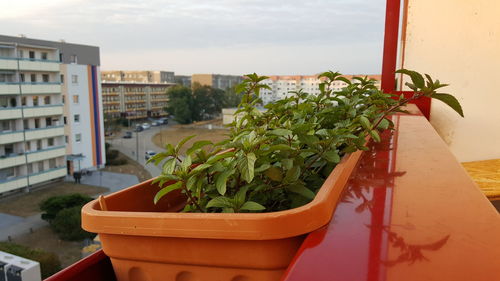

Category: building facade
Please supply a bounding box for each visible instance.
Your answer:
[102,82,173,122]
[191,74,244,90]
[174,75,191,87]
[101,70,175,84]
[260,74,381,105]
[0,35,105,195]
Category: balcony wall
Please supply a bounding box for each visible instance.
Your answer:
[25,126,64,141]
[0,83,61,95]
[0,131,24,145]
[26,146,65,163]
[0,176,28,193]
[29,167,66,185]
[0,154,25,169]
[23,105,63,118]
[0,108,22,120]
[0,57,60,72]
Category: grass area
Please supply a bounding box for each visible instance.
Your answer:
[9,226,84,268]
[103,151,152,182]
[152,127,229,155]
[0,182,108,217]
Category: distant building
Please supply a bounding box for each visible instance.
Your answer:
[174,75,191,87]
[192,74,244,90]
[260,74,381,105]
[101,70,175,83]
[101,82,174,122]
[0,34,105,195]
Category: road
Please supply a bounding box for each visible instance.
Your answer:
[107,122,176,177]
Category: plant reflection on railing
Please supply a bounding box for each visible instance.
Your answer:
[342,129,450,267]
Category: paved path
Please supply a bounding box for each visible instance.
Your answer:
[0,172,139,241]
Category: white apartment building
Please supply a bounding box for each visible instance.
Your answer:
[0,35,105,195]
[260,75,382,105]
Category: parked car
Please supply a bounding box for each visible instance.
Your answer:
[145,150,157,160]
[135,125,144,132]
[159,118,169,125]
[123,131,133,139]
[151,121,160,126]
[142,123,151,130]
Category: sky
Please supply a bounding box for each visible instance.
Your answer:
[1,0,387,75]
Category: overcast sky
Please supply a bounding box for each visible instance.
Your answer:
[1,0,386,75]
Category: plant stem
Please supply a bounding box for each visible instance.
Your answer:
[184,185,204,212]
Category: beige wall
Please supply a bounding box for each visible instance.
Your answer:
[192,74,213,87]
[401,0,500,162]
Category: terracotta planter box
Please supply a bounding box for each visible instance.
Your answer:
[81,150,364,281]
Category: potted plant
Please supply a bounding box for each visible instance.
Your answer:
[82,69,463,281]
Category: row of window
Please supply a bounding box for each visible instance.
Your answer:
[0,158,60,180]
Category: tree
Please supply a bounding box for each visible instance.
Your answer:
[166,85,194,124]
[222,86,242,108]
[192,83,225,121]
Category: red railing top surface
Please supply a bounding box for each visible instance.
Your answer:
[282,108,500,281]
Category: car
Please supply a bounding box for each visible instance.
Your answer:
[145,150,157,160]
[142,123,151,130]
[151,121,160,126]
[123,131,133,139]
[159,118,169,125]
[135,125,143,132]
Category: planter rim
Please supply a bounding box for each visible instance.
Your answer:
[82,150,363,240]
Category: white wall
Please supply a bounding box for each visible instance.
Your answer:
[401,0,500,162]
[66,64,95,170]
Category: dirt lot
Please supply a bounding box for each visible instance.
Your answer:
[0,182,108,217]
[152,120,229,155]
[102,151,152,182]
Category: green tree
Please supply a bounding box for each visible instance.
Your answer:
[192,83,225,121]
[222,86,242,108]
[166,85,194,124]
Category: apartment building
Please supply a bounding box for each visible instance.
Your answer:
[102,82,173,121]
[260,74,381,105]
[191,74,244,90]
[0,35,105,195]
[174,75,191,87]
[101,70,175,83]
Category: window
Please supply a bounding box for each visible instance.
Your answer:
[48,138,54,146]
[45,117,52,127]
[23,120,29,130]
[62,95,65,104]
[27,163,33,174]
[44,96,50,105]
[29,51,35,60]
[4,144,14,156]
[70,54,77,63]
[1,121,11,132]
[0,167,15,179]
[18,50,24,58]
[30,74,36,83]
[33,96,39,106]
[63,116,67,125]
[65,135,69,144]
[20,73,25,82]
[74,114,80,123]
[60,74,64,84]
[49,158,56,169]
[42,74,49,83]
[36,140,42,150]
[71,75,78,84]
[38,161,44,172]
[25,141,31,152]
[72,95,79,104]
[41,52,47,60]
[59,53,63,62]
[75,133,81,143]
[34,118,40,129]
[21,97,26,106]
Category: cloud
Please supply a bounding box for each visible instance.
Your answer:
[0,0,386,74]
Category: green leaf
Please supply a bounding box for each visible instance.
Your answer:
[359,116,371,129]
[369,130,381,142]
[206,151,235,164]
[377,118,390,130]
[180,155,192,172]
[206,197,234,209]
[190,163,212,174]
[175,135,196,153]
[162,158,176,174]
[255,163,271,173]
[268,144,293,152]
[432,93,464,117]
[299,135,319,145]
[215,169,233,195]
[285,166,301,183]
[288,184,315,200]
[240,201,266,211]
[235,186,249,206]
[396,69,425,89]
[265,166,283,181]
[281,158,293,170]
[323,150,340,163]
[270,129,293,136]
[186,140,213,156]
[240,152,257,183]
[154,181,182,204]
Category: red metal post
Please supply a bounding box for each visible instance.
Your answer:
[381,0,402,93]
